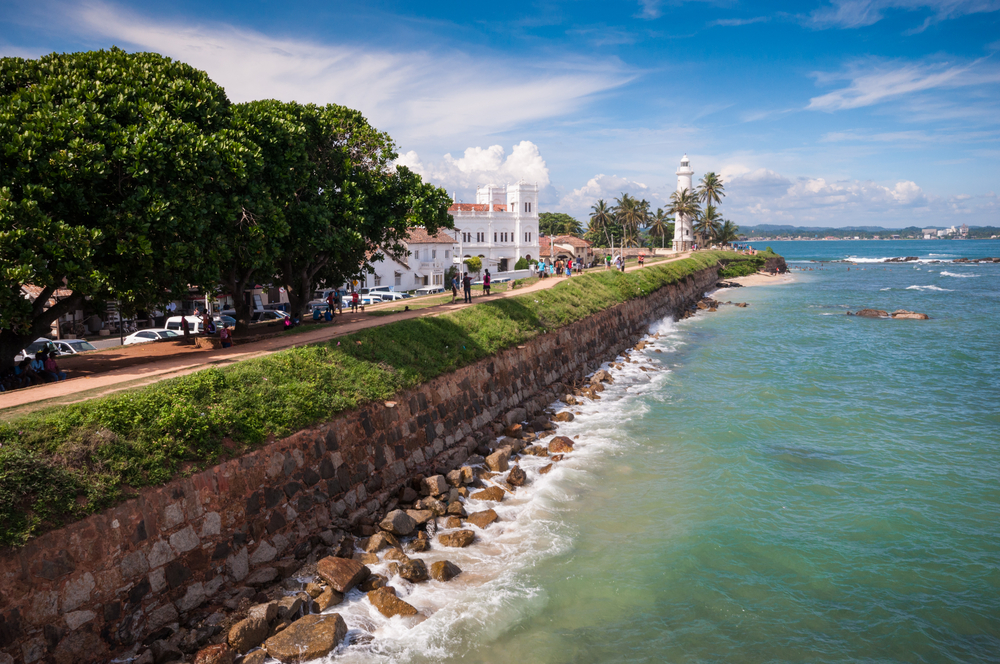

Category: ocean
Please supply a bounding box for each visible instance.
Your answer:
[312,240,1000,664]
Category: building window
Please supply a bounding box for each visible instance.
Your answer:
[433,274,443,285]
[374,275,381,287]
[445,250,450,259]
[494,232,497,242]
[432,249,437,259]
[394,272,402,286]
[524,202,532,213]
[414,249,420,260]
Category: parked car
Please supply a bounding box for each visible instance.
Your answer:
[14,338,54,363]
[375,292,408,301]
[414,286,445,295]
[164,315,214,334]
[252,310,289,323]
[47,339,99,356]
[215,315,237,328]
[123,329,179,345]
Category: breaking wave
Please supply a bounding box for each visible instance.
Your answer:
[906,285,952,292]
[940,271,979,278]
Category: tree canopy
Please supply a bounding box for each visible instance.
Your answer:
[538,212,584,237]
[0,49,451,368]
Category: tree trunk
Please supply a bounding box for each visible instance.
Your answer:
[222,267,255,337]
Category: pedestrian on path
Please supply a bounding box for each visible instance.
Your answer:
[483,269,491,295]
[351,291,359,313]
[451,273,459,303]
[638,253,645,268]
[462,272,472,303]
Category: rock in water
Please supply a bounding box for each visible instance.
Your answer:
[430,560,462,582]
[553,411,575,422]
[486,448,511,472]
[398,559,429,582]
[380,510,417,537]
[263,614,347,662]
[193,644,233,664]
[548,436,575,454]
[853,308,889,318]
[310,587,343,612]
[439,530,476,547]
[470,486,505,502]
[422,475,449,496]
[367,587,419,618]
[359,574,387,592]
[227,616,268,653]
[507,465,527,486]
[466,509,498,529]
[364,531,400,552]
[316,557,370,593]
[891,309,930,319]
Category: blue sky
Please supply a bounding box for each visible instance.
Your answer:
[2,0,999,228]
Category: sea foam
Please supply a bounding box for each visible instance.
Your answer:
[940,271,979,278]
[906,285,952,292]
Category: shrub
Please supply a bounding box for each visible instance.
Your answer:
[514,256,529,270]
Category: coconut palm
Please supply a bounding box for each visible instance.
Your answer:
[588,199,614,247]
[667,189,700,247]
[695,204,722,246]
[697,172,725,207]
[715,219,740,246]
[648,208,672,248]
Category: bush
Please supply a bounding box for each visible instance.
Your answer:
[514,257,529,270]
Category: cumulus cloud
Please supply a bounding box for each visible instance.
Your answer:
[37,1,629,143]
[558,174,661,216]
[397,141,550,199]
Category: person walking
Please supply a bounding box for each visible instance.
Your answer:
[483,269,491,295]
[451,273,460,303]
[638,253,645,268]
[462,272,472,303]
[326,291,336,317]
[351,290,360,313]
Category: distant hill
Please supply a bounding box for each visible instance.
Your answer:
[740,224,999,240]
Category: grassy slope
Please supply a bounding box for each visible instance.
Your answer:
[0,250,762,546]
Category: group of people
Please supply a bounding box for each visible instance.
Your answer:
[536,258,582,278]
[451,270,492,303]
[0,348,67,392]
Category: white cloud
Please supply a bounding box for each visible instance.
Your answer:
[51,1,629,143]
[709,17,771,27]
[558,174,661,216]
[806,58,998,111]
[398,141,550,199]
[809,0,1000,29]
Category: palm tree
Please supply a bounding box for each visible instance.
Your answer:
[697,172,725,207]
[648,208,672,248]
[715,219,740,246]
[695,204,722,246]
[667,189,700,248]
[588,199,614,247]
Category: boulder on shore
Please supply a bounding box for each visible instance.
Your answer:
[891,309,930,319]
[466,509,498,529]
[263,614,347,663]
[439,530,476,548]
[316,556,370,593]
[470,486,505,502]
[398,559,429,582]
[380,510,417,537]
[367,587,419,618]
[431,560,462,582]
[849,309,889,318]
[553,412,575,422]
[507,465,527,486]
[227,616,268,653]
[548,436,575,454]
[486,448,511,472]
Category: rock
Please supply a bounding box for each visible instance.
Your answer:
[150,640,183,664]
[398,559,429,582]
[551,454,565,462]
[415,497,447,515]
[460,466,476,484]
[466,509,498,529]
[591,369,613,384]
[367,587,419,618]
[504,423,523,438]
[276,593,308,620]
[553,411,575,422]
[405,509,435,525]
[242,652,267,664]
[852,308,889,318]
[245,567,279,587]
[305,582,325,598]
[316,556,370,593]
[263,613,347,662]
[359,574,387,592]
[354,552,379,565]
[399,486,418,503]
[470,486,505,502]
[447,500,467,517]
[485,448,511,472]
[227,616,269,653]
[444,515,463,529]
[539,463,553,475]
[891,309,930,319]
[548,436,575,454]
[383,547,410,562]
[380,510,417,537]
[531,416,554,431]
[564,394,579,405]
[634,340,647,351]
[422,475,449,496]
[734,302,748,308]
[522,445,549,457]
[193,644,233,664]
[365,531,400,552]
[507,465,527,486]
[430,561,462,582]
[446,469,463,487]
[407,538,431,553]
[439,530,475,548]
[310,587,343,612]
[247,601,279,623]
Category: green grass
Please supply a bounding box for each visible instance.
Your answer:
[0,250,765,546]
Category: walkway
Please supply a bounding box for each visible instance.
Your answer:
[0,253,692,416]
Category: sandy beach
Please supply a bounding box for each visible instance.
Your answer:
[717,271,796,288]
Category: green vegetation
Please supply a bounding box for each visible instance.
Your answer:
[0,250,764,546]
[717,248,779,278]
[538,212,584,237]
[514,256,530,270]
[463,256,482,274]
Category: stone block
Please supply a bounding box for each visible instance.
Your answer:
[61,572,94,612]
[64,609,95,630]
[422,475,448,496]
[316,557,370,593]
[263,614,347,662]
[249,540,277,566]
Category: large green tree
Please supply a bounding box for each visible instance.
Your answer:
[648,208,673,248]
[667,189,701,247]
[695,204,722,246]
[697,172,725,207]
[538,212,583,236]
[0,49,245,368]
[585,199,617,248]
[274,104,452,317]
[715,219,740,245]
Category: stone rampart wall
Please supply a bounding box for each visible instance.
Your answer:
[0,265,718,664]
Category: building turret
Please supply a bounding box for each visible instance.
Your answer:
[673,154,695,252]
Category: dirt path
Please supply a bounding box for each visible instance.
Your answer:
[0,252,692,416]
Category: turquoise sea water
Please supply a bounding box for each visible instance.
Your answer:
[324,240,1000,664]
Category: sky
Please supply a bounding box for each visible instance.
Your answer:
[2,0,999,228]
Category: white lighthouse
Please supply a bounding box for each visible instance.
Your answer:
[673,154,695,252]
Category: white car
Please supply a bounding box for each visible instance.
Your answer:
[123,329,179,345]
[414,286,445,296]
[165,315,213,334]
[375,292,408,302]
[252,310,289,323]
[47,338,98,356]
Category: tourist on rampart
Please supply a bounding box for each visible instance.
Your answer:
[462,272,472,303]
[451,274,459,303]
[484,269,491,295]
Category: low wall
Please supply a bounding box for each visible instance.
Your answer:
[0,265,720,664]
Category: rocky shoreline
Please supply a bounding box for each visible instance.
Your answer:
[123,343,676,664]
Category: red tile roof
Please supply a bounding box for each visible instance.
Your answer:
[551,235,592,248]
[448,203,507,212]
[406,227,459,244]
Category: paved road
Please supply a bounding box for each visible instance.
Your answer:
[1,253,693,414]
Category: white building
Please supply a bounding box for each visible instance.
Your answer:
[448,181,541,273]
[364,228,459,290]
[673,155,695,252]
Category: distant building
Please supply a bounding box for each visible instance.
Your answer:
[922,228,936,239]
[539,235,593,264]
[448,181,540,273]
[673,155,695,251]
[364,228,458,290]
[960,223,969,237]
